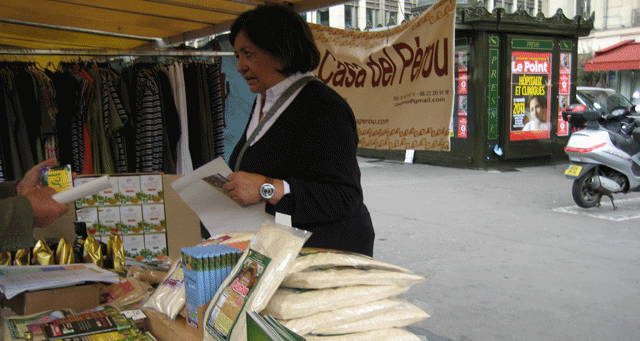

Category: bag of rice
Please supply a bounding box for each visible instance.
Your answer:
[203,223,310,341]
[289,248,412,274]
[305,328,422,341]
[283,268,425,289]
[142,259,185,319]
[312,301,429,335]
[281,299,403,335]
[263,285,408,320]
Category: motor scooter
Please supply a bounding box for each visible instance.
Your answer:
[563,105,640,209]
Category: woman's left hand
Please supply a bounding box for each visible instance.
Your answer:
[223,171,264,206]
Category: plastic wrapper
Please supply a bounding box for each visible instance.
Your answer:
[305,328,421,341]
[203,223,311,341]
[102,277,152,310]
[32,239,54,265]
[283,268,425,289]
[312,301,429,335]
[128,266,168,286]
[0,251,11,265]
[55,238,74,264]
[83,235,103,266]
[142,259,185,319]
[14,248,30,265]
[108,234,126,274]
[264,285,408,320]
[289,248,412,274]
[282,299,403,335]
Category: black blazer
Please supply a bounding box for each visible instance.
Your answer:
[229,80,374,256]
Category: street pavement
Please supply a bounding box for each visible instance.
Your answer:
[358,158,640,341]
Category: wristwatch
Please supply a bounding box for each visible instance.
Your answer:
[259,177,276,200]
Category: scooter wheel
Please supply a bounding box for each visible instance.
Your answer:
[572,174,601,208]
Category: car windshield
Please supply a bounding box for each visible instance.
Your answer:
[577,89,633,112]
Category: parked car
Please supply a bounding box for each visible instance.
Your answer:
[575,86,635,113]
[563,87,640,130]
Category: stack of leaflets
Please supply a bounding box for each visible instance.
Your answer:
[3,306,155,341]
[181,244,242,326]
[246,311,305,341]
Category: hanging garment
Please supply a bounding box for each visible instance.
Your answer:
[207,61,226,159]
[166,62,193,175]
[154,67,180,174]
[101,68,128,173]
[134,68,164,172]
[0,67,34,179]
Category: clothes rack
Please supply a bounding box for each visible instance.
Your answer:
[0,49,233,57]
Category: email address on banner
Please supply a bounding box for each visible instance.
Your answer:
[394,97,446,106]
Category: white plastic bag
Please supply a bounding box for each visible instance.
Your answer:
[281,299,402,335]
[283,268,425,289]
[202,223,310,341]
[312,301,429,335]
[142,259,185,319]
[263,285,408,320]
[305,328,422,341]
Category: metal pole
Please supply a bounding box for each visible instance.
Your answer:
[0,48,234,57]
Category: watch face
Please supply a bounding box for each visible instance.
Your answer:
[260,183,276,200]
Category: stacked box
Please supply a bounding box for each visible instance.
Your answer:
[74,173,168,263]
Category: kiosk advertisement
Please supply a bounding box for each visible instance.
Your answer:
[509,51,552,141]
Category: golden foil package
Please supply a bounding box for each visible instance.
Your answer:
[33,240,55,265]
[14,248,31,265]
[109,234,126,273]
[56,238,74,264]
[0,251,11,265]
[83,235,103,266]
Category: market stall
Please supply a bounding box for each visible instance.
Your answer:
[1,1,431,340]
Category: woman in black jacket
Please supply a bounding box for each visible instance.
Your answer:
[222,4,375,256]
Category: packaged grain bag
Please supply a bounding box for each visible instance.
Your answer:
[312,301,429,335]
[283,268,425,289]
[203,223,310,341]
[143,259,185,319]
[289,248,412,274]
[281,299,403,335]
[263,285,408,320]
[305,328,422,341]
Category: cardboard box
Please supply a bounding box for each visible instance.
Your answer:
[144,306,205,341]
[39,174,202,260]
[1,283,102,315]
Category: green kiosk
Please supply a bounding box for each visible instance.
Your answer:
[360,4,594,168]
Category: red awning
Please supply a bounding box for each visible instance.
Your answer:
[584,39,640,72]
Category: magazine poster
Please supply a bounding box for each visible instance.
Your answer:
[509,51,552,141]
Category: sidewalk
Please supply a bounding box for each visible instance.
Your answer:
[359,158,640,341]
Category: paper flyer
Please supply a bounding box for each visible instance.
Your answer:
[171,157,271,235]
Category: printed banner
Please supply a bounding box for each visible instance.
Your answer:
[311,0,455,150]
[557,52,572,136]
[509,51,552,141]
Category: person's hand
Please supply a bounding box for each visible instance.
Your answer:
[222,171,265,206]
[24,186,69,227]
[16,158,58,196]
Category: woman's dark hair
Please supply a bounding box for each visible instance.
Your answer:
[230,4,320,75]
[529,95,547,108]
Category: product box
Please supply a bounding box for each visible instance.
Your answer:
[140,174,164,204]
[117,176,141,205]
[74,177,99,208]
[1,283,102,315]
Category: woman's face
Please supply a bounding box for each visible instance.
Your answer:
[234,31,286,94]
[529,98,547,122]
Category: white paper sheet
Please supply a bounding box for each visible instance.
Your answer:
[0,263,119,299]
[52,175,112,204]
[171,157,271,235]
